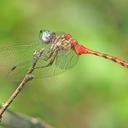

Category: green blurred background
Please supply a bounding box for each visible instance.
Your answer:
[0,0,128,128]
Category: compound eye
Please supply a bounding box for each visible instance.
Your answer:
[40,30,54,43]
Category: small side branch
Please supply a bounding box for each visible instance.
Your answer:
[1,110,53,128]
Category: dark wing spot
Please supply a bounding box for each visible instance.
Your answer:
[10,66,17,71]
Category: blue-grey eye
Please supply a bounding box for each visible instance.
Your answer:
[39,30,54,43]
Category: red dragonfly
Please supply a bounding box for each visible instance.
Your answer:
[37,30,128,68]
[0,30,127,81]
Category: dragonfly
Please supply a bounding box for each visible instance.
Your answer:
[0,30,128,81]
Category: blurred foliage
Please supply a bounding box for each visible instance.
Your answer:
[0,0,128,128]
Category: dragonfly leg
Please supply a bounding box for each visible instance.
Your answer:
[33,48,45,61]
[34,51,57,69]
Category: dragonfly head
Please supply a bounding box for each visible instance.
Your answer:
[40,30,55,43]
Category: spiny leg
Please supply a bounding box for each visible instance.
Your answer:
[87,49,128,68]
[34,51,57,69]
[32,48,54,63]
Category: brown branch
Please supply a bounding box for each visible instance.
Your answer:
[1,110,53,128]
[0,50,43,121]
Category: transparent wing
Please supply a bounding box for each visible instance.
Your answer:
[0,39,48,81]
[55,49,79,69]
[0,40,75,82]
[31,49,78,79]
[0,32,78,82]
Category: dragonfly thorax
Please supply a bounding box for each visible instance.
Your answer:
[51,35,72,51]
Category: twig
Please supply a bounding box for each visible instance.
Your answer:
[0,50,43,121]
[1,110,53,128]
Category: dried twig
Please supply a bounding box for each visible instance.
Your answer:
[0,50,44,121]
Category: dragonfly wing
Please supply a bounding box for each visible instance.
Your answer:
[55,49,79,70]
[0,39,49,81]
[0,37,78,81]
[30,49,78,78]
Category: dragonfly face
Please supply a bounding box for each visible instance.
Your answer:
[40,30,55,43]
